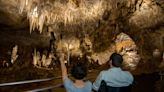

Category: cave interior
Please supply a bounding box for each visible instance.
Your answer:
[0,0,164,92]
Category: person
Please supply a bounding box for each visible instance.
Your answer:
[93,53,134,91]
[59,53,92,92]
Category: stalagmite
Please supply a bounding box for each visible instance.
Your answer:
[2,60,7,67]
[36,51,41,67]
[44,53,54,68]
[33,49,38,66]
[41,54,46,67]
[153,49,161,58]
[11,45,18,64]
[32,49,55,69]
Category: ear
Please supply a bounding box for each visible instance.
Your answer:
[109,60,112,66]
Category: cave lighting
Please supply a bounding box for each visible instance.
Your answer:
[115,33,140,70]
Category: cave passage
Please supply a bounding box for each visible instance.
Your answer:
[0,0,164,92]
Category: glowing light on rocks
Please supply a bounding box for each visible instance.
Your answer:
[115,33,140,70]
[18,0,107,33]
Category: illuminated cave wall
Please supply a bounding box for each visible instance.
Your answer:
[0,0,163,73]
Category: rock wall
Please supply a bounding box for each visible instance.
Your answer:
[0,0,163,73]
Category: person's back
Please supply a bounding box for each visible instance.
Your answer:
[100,67,133,87]
[59,53,92,92]
[64,78,92,92]
[93,53,133,91]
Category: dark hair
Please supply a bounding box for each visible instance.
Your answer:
[109,53,123,67]
[71,62,87,80]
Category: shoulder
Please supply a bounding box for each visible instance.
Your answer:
[64,78,73,86]
[63,78,75,90]
[99,70,107,75]
[125,71,133,76]
[124,71,134,79]
[86,80,92,85]
[100,69,112,75]
[98,69,111,76]
[85,81,93,90]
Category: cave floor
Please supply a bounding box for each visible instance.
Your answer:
[0,66,161,92]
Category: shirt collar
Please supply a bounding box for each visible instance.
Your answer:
[109,67,121,71]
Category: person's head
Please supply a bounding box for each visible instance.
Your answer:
[109,53,123,67]
[71,62,87,80]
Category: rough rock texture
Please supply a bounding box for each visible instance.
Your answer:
[0,0,164,73]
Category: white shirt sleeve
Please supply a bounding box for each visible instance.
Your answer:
[93,71,104,91]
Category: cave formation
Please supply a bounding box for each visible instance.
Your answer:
[0,0,164,92]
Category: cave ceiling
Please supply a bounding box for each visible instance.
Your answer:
[0,0,163,30]
[0,0,163,44]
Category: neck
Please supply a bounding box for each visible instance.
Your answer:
[110,64,114,68]
[75,79,84,83]
[74,79,85,88]
[110,65,120,68]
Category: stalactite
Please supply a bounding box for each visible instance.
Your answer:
[18,0,106,33]
[38,14,45,33]
[18,0,26,13]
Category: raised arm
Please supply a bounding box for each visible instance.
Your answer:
[59,53,68,81]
